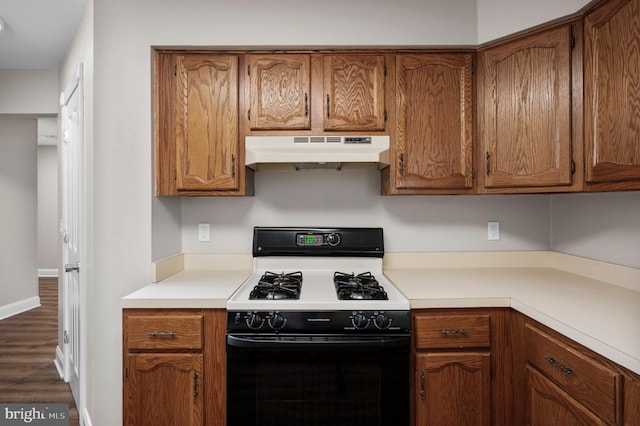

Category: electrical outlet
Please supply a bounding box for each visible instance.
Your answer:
[488,221,500,241]
[198,223,210,242]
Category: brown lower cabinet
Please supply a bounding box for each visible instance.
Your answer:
[122,308,639,426]
[511,311,640,426]
[123,309,226,426]
[412,309,640,426]
[412,309,509,426]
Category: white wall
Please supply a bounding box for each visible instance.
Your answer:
[0,116,39,315]
[181,172,550,254]
[37,145,59,273]
[0,70,59,115]
[476,0,591,43]
[551,192,640,269]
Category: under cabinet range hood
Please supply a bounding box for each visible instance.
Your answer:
[245,135,390,170]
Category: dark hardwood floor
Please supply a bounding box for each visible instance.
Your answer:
[0,277,79,425]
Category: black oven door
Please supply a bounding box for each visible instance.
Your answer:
[226,334,410,426]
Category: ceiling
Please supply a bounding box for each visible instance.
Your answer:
[0,0,87,69]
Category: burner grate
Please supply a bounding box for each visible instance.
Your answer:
[334,271,388,300]
[250,271,303,300]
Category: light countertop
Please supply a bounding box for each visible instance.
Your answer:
[121,269,252,309]
[385,266,640,375]
[122,251,640,374]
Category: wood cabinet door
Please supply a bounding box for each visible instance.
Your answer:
[248,54,311,130]
[479,25,573,189]
[525,366,606,425]
[323,54,386,131]
[175,54,239,191]
[415,352,491,426]
[584,0,640,186]
[395,53,473,190]
[125,354,203,426]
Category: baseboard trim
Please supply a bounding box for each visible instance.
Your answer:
[38,268,59,277]
[81,407,93,426]
[54,345,65,379]
[0,296,41,320]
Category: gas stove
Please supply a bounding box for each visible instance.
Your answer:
[226,227,410,334]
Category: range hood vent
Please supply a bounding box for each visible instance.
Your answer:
[245,135,390,171]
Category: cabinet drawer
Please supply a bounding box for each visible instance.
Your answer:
[414,314,490,349]
[126,314,203,351]
[524,323,622,424]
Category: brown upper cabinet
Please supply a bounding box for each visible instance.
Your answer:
[153,0,640,197]
[322,54,386,131]
[383,53,474,195]
[245,53,387,134]
[155,52,251,196]
[478,22,582,193]
[584,0,640,190]
[247,54,311,130]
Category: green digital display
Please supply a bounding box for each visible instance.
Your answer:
[298,234,324,246]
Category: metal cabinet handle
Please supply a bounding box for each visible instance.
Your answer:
[65,262,80,273]
[326,94,330,118]
[147,331,177,338]
[193,372,199,400]
[420,372,425,401]
[544,355,573,375]
[231,154,236,178]
[440,329,468,336]
[304,93,308,117]
[485,152,491,176]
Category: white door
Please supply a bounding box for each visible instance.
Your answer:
[60,63,84,406]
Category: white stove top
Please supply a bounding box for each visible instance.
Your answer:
[226,257,410,312]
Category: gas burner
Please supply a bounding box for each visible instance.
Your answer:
[334,271,388,300]
[249,271,303,300]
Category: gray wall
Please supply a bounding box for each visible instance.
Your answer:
[0,66,58,316]
[180,172,551,254]
[0,70,58,114]
[37,145,59,273]
[0,116,38,312]
[551,192,640,268]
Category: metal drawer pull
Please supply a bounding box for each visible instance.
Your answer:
[440,329,468,336]
[147,331,177,338]
[544,356,573,375]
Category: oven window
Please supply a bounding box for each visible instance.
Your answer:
[227,349,409,426]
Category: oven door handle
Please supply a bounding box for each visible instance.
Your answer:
[226,334,410,352]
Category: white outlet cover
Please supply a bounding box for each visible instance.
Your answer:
[488,221,500,241]
[198,223,210,242]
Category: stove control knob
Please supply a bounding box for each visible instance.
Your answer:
[352,313,370,330]
[246,312,264,330]
[374,313,391,330]
[268,312,286,330]
[326,233,341,246]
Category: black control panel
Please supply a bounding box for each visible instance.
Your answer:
[253,227,383,257]
[227,310,410,334]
